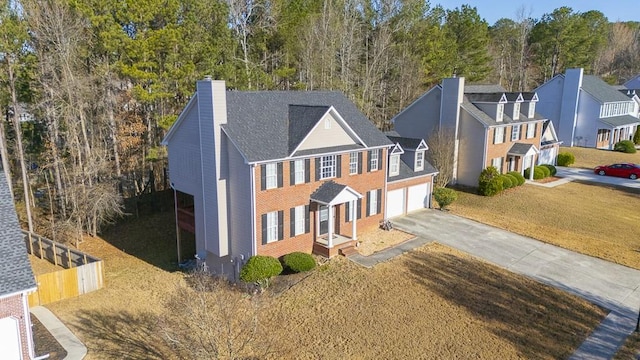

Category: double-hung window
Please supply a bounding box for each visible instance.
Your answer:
[415,151,424,171]
[496,104,504,122]
[528,103,536,118]
[526,123,536,139]
[294,159,305,184]
[349,152,358,174]
[513,103,520,120]
[511,125,520,141]
[294,205,305,236]
[389,155,400,176]
[491,157,503,174]
[265,163,277,189]
[369,190,378,216]
[320,155,336,179]
[266,211,278,243]
[370,150,379,171]
[494,127,505,144]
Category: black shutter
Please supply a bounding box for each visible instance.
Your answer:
[305,159,310,183]
[289,161,295,185]
[304,205,310,233]
[357,198,362,219]
[336,155,342,178]
[367,150,372,172]
[378,149,382,170]
[278,210,284,240]
[277,162,283,188]
[366,191,371,217]
[261,214,267,244]
[376,189,382,215]
[358,152,363,174]
[260,164,266,191]
[290,207,296,237]
[345,201,350,222]
[315,158,321,181]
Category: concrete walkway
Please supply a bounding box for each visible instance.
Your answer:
[386,210,640,359]
[31,306,87,360]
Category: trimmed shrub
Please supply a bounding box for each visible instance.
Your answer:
[538,165,551,178]
[540,164,557,176]
[614,140,637,154]
[504,174,518,188]
[634,127,640,145]
[556,152,575,166]
[499,175,513,189]
[433,187,458,210]
[507,171,526,186]
[240,255,283,289]
[525,166,546,180]
[478,166,503,196]
[282,252,316,273]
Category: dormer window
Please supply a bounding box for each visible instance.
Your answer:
[415,151,424,171]
[528,103,536,118]
[513,103,520,120]
[389,155,400,176]
[496,104,504,122]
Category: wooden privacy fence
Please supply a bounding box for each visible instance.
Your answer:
[23,231,105,307]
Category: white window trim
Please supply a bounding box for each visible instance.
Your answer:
[492,157,503,174]
[294,159,304,184]
[369,190,378,215]
[370,150,379,171]
[511,125,520,141]
[265,163,277,189]
[266,211,278,243]
[294,205,305,236]
[494,127,505,144]
[496,104,504,122]
[414,151,424,171]
[526,123,536,139]
[513,103,520,120]
[528,103,536,118]
[349,152,358,175]
[320,155,336,179]
[390,155,400,176]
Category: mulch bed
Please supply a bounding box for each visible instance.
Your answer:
[32,314,67,360]
[536,176,563,184]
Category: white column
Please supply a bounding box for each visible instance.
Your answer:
[351,200,357,240]
[529,155,534,180]
[327,205,333,248]
[316,204,320,241]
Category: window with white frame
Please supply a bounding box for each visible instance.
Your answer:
[389,155,400,176]
[349,152,358,174]
[496,103,504,122]
[526,123,536,138]
[265,163,277,189]
[370,150,379,171]
[513,103,520,120]
[494,127,505,144]
[511,125,520,141]
[415,151,424,171]
[294,159,305,184]
[491,157,503,174]
[528,103,536,118]
[294,205,305,236]
[320,155,336,179]
[266,211,278,243]
[369,190,378,215]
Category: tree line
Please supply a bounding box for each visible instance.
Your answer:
[0,0,638,244]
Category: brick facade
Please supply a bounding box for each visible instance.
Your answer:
[0,293,32,359]
[485,122,542,172]
[255,148,387,258]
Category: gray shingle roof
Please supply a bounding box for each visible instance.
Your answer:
[386,136,423,150]
[287,105,330,153]
[599,115,640,127]
[310,181,347,204]
[521,92,537,101]
[388,158,438,182]
[461,99,546,127]
[0,172,36,297]
[221,91,393,162]
[507,143,537,156]
[464,84,507,94]
[582,76,633,103]
[466,93,505,103]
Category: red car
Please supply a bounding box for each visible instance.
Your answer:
[594,163,640,180]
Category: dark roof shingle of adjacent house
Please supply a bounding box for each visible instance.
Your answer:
[466,93,505,103]
[464,84,507,94]
[599,114,640,127]
[222,91,393,163]
[581,75,633,103]
[0,171,36,297]
[386,135,438,182]
[461,99,546,127]
[386,136,423,150]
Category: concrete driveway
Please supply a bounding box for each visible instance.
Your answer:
[392,209,640,359]
[556,166,640,190]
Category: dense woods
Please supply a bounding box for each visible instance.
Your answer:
[0,0,639,243]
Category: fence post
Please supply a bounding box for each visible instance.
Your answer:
[28,232,33,255]
[67,248,72,268]
[52,242,58,266]
[38,236,43,259]
[83,254,88,265]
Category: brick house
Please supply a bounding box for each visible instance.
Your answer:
[0,170,37,359]
[392,76,561,187]
[535,68,640,149]
[162,78,436,279]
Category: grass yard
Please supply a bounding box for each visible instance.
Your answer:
[42,207,605,359]
[563,146,640,169]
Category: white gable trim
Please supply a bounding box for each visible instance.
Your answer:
[289,106,367,156]
[531,93,539,102]
[161,94,198,145]
[515,93,524,102]
[543,120,559,143]
[313,185,363,206]
[390,143,404,155]
[499,93,508,103]
[415,139,429,151]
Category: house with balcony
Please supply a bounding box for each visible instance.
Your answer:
[535,68,640,149]
[0,169,37,359]
[392,76,560,187]
[162,78,436,279]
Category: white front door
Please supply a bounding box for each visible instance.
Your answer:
[407,183,430,212]
[386,189,405,218]
[0,317,22,360]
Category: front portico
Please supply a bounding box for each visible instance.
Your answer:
[310,181,362,257]
[507,143,539,181]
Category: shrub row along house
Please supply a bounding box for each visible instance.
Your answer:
[392,76,561,186]
[163,78,437,279]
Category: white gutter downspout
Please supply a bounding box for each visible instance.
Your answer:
[250,164,257,257]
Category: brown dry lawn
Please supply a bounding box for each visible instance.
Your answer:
[564,146,640,169]
[43,209,606,359]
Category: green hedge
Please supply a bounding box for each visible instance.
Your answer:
[282,252,316,273]
[556,152,575,166]
[240,255,283,288]
[614,140,637,154]
[499,174,514,189]
[540,164,557,176]
[433,187,458,210]
[538,165,551,178]
[524,166,546,180]
[478,166,503,196]
[507,171,526,186]
[634,127,640,145]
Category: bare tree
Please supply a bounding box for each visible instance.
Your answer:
[426,126,456,188]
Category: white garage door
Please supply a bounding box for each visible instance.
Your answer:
[407,183,430,212]
[538,147,557,165]
[0,317,22,360]
[386,188,405,218]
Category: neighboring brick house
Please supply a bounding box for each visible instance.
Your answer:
[535,68,640,149]
[162,78,435,279]
[0,170,37,359]
[392,76,560,187]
